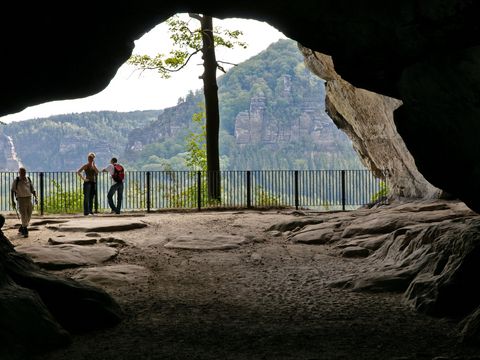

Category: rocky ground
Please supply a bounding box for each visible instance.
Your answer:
[3,201,480,360]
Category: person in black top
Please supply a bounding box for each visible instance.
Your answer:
[77,152,99,215]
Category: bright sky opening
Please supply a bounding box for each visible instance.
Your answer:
[1,16,287,124]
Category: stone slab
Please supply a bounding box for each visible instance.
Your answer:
[46,218,147,232]
[15,244,118,270]
[48,237,98,246]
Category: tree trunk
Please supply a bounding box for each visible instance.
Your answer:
[200,15,221,202]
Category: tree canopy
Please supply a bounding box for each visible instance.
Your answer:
[128,14,246,79]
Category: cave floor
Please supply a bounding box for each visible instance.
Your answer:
[6,209,479,360]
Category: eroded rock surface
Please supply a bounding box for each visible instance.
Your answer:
[72,265,150,290]
[272,199,480,341]
[4,209,479,359]
[0,274,70,359]
[0,230,123,359]
[164,234,251,250]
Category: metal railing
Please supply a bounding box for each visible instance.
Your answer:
[0,170,386,214]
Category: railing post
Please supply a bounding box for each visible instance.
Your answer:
[197,171,202,211]
[294,170,299,210]
[146,171,151,213]
[40,172,44,216]
[383,168,389,205]
[341,170,346,211]
[94,181,98,213]
[246,171,251,209]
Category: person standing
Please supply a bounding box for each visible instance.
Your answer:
[102,157,124,214]
[11,167,37,237]
[77,152,99,216]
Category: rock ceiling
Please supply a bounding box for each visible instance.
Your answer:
[2,1,479,211]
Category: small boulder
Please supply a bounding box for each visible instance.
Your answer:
[341,246,370,258]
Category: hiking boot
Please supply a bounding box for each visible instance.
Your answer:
[23,227,28,238]
[18,226,24,234]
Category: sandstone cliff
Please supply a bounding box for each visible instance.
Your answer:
[233,84,349,154]
[300,46,441,199]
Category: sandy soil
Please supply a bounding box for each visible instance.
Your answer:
[3,210,479,360]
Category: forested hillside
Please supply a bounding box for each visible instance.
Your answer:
[2,39,364,172]
[127,39,364,171]
[3,111,158,171]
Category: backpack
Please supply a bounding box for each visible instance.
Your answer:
[112,164,125,183]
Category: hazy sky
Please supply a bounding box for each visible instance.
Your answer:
[1,16,287,124]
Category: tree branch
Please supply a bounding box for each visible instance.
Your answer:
[217,60,238,67]
[188,13,203,21]
[164,49,202,73]
[216,61,238,73]
[180,24,195,37]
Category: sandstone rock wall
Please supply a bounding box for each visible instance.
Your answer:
[233,83,349,153]
[2,1,479,211]
[300,46,441,199]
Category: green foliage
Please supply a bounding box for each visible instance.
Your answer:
[371,181,389,202]
[3,110,156,171]
[7,39,365,174]
[217,39,325,134]
[162,172,221,209]
[44,179,83,214]
[128,14,247,78]
[126,180,146,209]
[167,105,221,208]
[184,104,207,171]
[126,39,363,172]
[166,184,196,208]
[254,185,281,207]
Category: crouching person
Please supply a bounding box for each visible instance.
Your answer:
[11,167,37,237]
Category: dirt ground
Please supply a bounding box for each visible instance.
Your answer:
[4,210,480,360]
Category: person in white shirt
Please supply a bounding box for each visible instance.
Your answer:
[102,157,124,214]
[11,167,37,237]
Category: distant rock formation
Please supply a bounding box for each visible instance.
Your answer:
[124,102,192,160]
[233,76,350,153]
[234,94,266,144]
[126,74,356,164]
